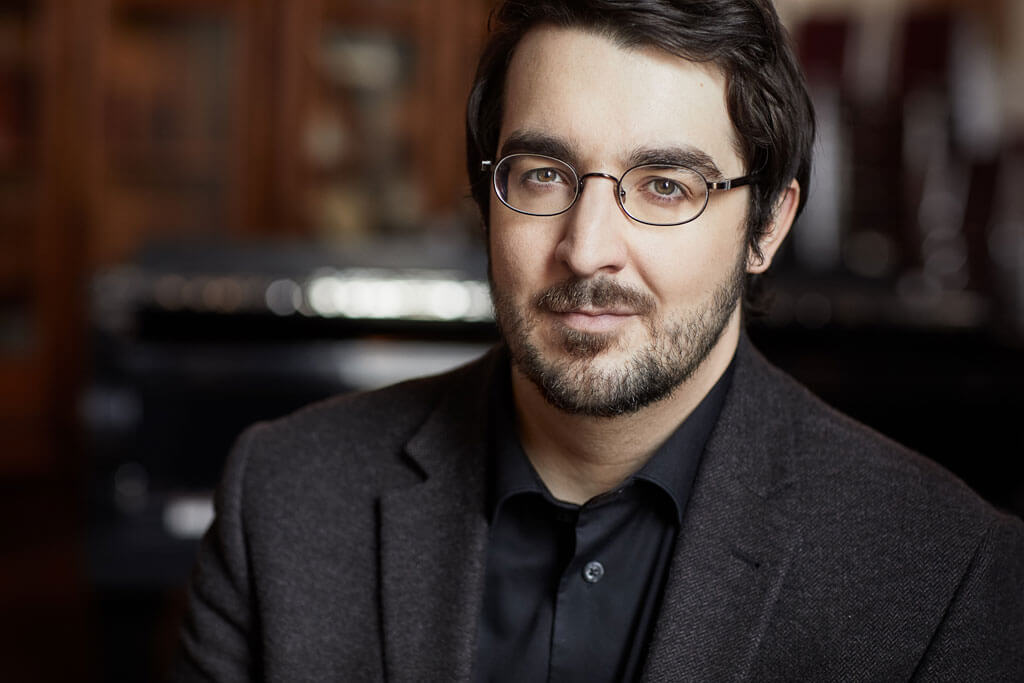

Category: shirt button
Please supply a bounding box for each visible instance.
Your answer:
[582,561,605,583]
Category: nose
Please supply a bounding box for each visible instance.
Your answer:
[553,174,629,278]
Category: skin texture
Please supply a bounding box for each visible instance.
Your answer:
[488,26,798,503]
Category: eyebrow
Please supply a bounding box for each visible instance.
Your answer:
[499,130,578,164]
[627,146,726,182]
[498,130,727,181]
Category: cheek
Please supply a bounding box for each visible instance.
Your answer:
[643,246,713,300]
[489,215,555,291]
[636,217,747,300]
[698,196,750,263]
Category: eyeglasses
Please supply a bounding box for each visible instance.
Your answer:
[481,153,757,227]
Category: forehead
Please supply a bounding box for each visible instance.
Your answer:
[500,26,741,173]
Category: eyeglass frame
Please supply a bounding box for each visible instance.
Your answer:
[481,153,759,227]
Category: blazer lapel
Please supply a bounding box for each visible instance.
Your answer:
[378,351,501,683]
[643,338,803,682]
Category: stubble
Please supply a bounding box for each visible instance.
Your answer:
[491,256,745,418]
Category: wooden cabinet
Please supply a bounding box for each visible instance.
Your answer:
[259,0,493,240]
[0,0,74,471]
[0,2,38,368]
[97,0,248,265]
[0,0,495,473]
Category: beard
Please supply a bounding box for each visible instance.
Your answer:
[490,256,745,418]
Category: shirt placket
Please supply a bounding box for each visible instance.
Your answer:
[548,500,614,682]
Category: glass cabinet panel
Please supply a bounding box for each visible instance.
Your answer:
[97,2,239,266]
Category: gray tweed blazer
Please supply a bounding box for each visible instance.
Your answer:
[174,337,1024,682]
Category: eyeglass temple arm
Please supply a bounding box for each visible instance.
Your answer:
[710,152,768,191]
[481,161,493,172]
[708,175,756,191]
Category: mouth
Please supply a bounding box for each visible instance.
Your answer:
[532,277,655,335]
[552,308,638,334]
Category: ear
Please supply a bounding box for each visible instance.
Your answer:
[747,179,800,274]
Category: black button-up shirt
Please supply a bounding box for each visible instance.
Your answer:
[474,359,735,682]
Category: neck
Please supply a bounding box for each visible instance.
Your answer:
[511,316,741,505]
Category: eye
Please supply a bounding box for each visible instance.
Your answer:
[525,167,564,184]
[641,177,691,200]
[651,178,682,196]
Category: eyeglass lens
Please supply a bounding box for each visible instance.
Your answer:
[493,154,710,225]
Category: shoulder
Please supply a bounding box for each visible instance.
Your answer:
[778,357,1013,558]
[250,366,455,453]
[735,337,998,523]
[729,336,1022,587]
[730,339,1024,673]
[220,347,501,506]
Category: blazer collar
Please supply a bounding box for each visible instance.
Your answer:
[643,335,803,682]
[378,347,503,682]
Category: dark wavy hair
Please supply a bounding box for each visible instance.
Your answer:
[465,0,815,295]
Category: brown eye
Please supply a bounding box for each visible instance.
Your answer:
[654,179,678,195]
[527,168,563,183]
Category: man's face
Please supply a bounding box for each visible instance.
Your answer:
[489,26,753,417]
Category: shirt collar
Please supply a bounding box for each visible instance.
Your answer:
[488,363,549,517]
[631,358,735,524]
[488,351,737,525]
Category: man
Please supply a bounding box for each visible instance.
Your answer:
[175,1,1024,681]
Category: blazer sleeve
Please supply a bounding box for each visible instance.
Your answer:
[912,513,1024,681]
[171,425,263,682]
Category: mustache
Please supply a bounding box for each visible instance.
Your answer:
[534,277,655,315]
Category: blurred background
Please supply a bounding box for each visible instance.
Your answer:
[1,0,1021,680]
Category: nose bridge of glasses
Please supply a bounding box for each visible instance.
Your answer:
[577,171,625,200]
[578,171,621,186]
